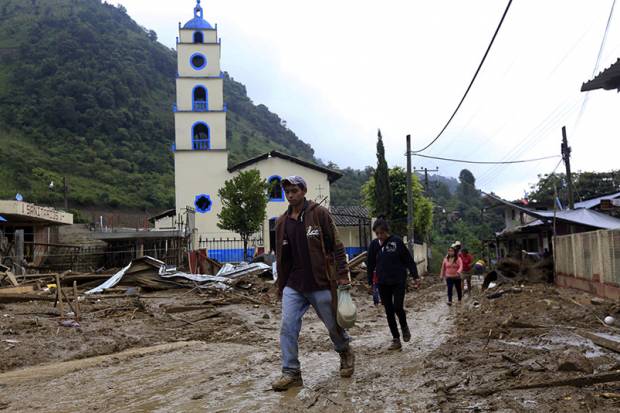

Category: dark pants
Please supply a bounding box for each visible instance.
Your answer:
[446,277,462,302]
[378,283,408,339]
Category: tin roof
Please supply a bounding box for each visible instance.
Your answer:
[581,58,620,92]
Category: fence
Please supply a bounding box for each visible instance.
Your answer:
[554,229,620,299]
[198,236,264,263]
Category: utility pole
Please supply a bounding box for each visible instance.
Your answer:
[406,134,414,252]
[418,167,440,193]
[561,126,574,210]
[63,176,69,210]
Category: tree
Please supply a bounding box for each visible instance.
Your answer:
[362,167,433,239]
[217,170,268,261]
[374,129,392,219]
[458,169,478,202]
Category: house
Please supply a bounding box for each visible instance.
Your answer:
[488,194,620,258]
[170,1,342,258]
[329,206,372,257]
[0,199,73,267]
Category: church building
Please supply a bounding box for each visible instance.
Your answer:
[171,1,342,257]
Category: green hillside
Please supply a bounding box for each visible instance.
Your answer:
[0,0,315,211]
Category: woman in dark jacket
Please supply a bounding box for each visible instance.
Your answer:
[367,218,419,350]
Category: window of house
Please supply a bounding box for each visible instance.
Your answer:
[193,31,204,43]
[268,176,284,201]
[190,53,207,70]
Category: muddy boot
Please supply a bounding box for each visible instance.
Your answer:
[272,373,303,391]
[388,338,402,350]
[339,347,355,378]
[402,326,411,343]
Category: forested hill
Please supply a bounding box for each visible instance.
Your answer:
[0,0,314,211]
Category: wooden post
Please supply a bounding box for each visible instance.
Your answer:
[55,273,64,318]
[406,134,415,252]
[73,280,80,321]
[14,229,24,276]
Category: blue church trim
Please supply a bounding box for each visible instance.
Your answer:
[194,194,212,213]
[192,121,210,150]
[268,175,285,202]
[192,85,208,112]
[190,52,207,70]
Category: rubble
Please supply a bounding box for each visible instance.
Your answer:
[557,349,594,373]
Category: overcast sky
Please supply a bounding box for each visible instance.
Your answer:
[117,0,620,200]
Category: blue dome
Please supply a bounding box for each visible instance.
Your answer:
[183,17,212,29]
[183,1,212,30]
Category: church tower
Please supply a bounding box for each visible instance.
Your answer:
[174,0,228,237]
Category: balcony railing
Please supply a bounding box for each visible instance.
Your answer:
[193,139,210,150]
[193,101,208,112]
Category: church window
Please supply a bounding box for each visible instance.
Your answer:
[190,53,207,70]
[194,194,212,213]
[193,86,208,111]
[268,176,284,201]
[192,122,210,150]
[193,31,204,43]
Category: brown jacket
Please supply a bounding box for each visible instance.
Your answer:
[275,200,349,297]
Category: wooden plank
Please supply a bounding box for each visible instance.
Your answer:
[580,331,620,354]
[0,285,35,295]
[0,294,56,303]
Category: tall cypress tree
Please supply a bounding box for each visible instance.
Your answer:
[374,129,393,219]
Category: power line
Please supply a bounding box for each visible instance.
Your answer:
[413,153,560,165]
[414,0,514,154]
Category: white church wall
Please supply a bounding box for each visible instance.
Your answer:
[174,112,226,150]
[178,43,221,77]
[179,28,218,44]
[176,78,224,111]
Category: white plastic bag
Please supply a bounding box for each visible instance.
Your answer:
[337,285,357,329]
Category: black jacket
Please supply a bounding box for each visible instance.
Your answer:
[367,236,419,285]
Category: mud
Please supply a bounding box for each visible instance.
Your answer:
[1,276,619,412]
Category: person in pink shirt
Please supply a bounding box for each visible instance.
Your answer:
[440,246,463,306]
[459,248,474,294]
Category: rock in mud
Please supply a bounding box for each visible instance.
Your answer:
[557,350,594,374]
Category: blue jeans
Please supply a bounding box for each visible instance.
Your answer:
[280,286,351,375]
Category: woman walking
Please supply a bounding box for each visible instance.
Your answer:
[367,219,419,350]
[440,246,463,306]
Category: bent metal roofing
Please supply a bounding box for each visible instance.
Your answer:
[486,193,620,230]
[581,58,620,92]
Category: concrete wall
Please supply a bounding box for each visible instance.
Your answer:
[176,78,224,111]
[174,112,226,150]
[179,28,218,44]
[554,229,620,300]
[177,43,221,77]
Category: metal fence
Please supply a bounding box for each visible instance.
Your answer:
[554,229,620,293]
[198,235,264,263]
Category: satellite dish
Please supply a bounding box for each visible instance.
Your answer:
[15,193,23,201]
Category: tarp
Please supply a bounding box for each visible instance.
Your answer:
[0,215,6,222]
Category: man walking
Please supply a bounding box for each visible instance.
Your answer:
[272,176,355,391]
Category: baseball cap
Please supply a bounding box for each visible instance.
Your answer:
[282,175,307,190]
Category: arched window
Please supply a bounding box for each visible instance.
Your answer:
[192,122,210,150]
[193,86,208,111]
[268,176,284,202]
[193,31,204,43]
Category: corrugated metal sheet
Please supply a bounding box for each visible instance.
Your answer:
[581,58,620,92]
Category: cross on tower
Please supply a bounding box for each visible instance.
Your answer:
[316,184,325,198]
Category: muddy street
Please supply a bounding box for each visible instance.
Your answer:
[1,278,620,412]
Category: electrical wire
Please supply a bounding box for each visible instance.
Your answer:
[414,0,514,154]
[412,153,560,165]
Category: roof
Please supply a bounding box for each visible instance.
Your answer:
[183,1,213,30]
[148,208,176,224]
[581,58,620,92]
[329,206,370,226]
[0,200,73,225]
[93,230,185,241]
[228,151,343,183]
[487,193,620,230]
[574,191,620,209]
